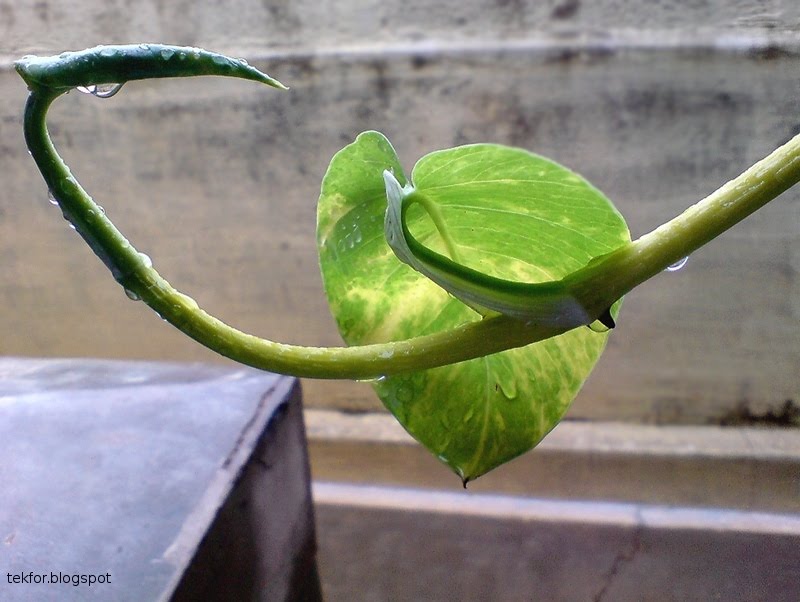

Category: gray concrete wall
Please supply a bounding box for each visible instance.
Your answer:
[1,1,798,424]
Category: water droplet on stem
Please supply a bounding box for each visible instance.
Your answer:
[665,256,689,272]
[138,252,153,268]
[76,83,124,98]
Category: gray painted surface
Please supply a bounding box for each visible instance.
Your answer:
[0,358,316,601]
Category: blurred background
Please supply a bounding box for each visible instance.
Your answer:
[1,1,799,600]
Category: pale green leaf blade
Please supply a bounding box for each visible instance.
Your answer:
[317,135,630,480]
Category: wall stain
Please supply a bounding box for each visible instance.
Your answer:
[718,399,800,427]
[748,45,796,61]
[551,0,580,20]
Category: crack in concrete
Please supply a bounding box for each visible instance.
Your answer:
[593,515,644,602]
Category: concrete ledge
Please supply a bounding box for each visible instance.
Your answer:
[314,482,800,602]
[0,358,319,602]
[306,410,800,513]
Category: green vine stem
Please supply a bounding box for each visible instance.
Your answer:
[17,45,800,379]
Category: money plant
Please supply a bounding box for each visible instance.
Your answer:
[16,45,800,483]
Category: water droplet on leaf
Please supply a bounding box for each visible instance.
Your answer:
[47,191,59,206]
[124,288,141,301]
[496,379,518,400]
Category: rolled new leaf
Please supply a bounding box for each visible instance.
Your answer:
[15,44,287,92]
[383,161,621,328]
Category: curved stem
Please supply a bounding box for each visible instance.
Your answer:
[23,87,565,379]
[19,45,800,380]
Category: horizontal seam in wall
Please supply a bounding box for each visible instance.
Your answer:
[1,31,799,73]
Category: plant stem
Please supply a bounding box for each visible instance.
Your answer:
[20,50,800,379]
[22,88,564,379]
[571,132,800,316]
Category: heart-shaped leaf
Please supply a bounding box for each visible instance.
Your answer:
[317,131,630,481]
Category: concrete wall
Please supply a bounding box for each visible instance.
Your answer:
[1,1,798,424]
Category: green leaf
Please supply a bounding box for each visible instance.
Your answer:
[317,132,630,481]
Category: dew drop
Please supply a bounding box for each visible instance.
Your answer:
[138,43,150,50]
[358,375,387,384]
[94,83,124,98]
[100,47,117,57]
[175,292,199,311]
[665,256,689,272]
[238,58,249,66]
[160,48,175,60]
[47,191,59,206]
[212,55,227,66]
[497,379,518,400]
[76,83,124,98]
[138,252,153,268]
[124,288,141,301]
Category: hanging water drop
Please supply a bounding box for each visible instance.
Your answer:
[665,256,689,272]
[358,375,388,384]
[76,83,124,98]
[47,191,59,206]
[124,288,141,301]
[94,83,124,98]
